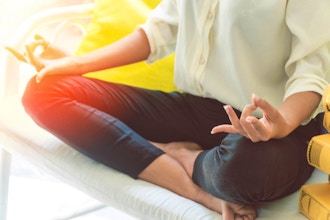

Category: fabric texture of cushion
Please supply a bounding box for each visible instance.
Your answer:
[75,0,176,92]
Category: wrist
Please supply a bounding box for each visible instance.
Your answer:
[272,113,294,139]
[71,56,85,75]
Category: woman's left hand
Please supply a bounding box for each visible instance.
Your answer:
[211,94,287,142]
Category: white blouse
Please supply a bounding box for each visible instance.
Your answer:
[141,0,330,121]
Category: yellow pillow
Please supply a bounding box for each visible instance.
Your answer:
[322,85,330,131]
[75,0,176,92]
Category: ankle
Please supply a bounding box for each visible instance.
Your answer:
[181,150,201,178]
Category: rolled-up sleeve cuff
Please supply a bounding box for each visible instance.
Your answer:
[285,77,328,123]
[138,23,159,64]
[285,77,327,100]
[138,17,177,64]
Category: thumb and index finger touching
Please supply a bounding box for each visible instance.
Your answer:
[5,34,48,71]
[251,93,278,119]
[5,35,57,83]
[211,93,276,135]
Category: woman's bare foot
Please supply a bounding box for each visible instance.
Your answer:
[211,197,257,220]
[187,178,256,219]
[148,142,257,219]
[139,153,257,219]
[220,200,257,220]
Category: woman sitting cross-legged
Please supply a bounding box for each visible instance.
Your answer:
[12,1,330,219]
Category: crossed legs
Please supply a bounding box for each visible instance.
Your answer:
[22,75,317,220]
[140,142,257,219]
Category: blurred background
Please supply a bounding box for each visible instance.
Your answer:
[0,1,136,219]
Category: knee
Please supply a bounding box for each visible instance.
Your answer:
[22,76,41,116]
[196,135,266,203]
[217,134,255,164]
[22,75,64,120]
[213,134,266,186]
[22,75,53,114]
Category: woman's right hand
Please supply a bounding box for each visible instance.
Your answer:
[35,55,81,83]
[5,34,81,83]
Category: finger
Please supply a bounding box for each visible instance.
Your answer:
[241,213,256,220]
[211,105,247,135]
[238,214,254,220]
[34,34,46,41]
[247,214,257,220]
[234,215,243,220]
[240,104,257,124]
[235,205,257,220]
[33,34,49,48]
[246,116,270,141]
[211,124,239,134]
[242,118,264,142]
[224,105,245,132]
[4,46,28,62]
[36,67,48,83]
[34,35,50,54]
[252,94,277,118]
[24,35,49,58]
[240,104,260,140]
[24,44,44,71]
[222,205,235,220]
[25,39,48,55]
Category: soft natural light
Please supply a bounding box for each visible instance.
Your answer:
[0,0,58,83]
[0,0,54,43]
[0,0,87,46]
[1,1,137,219]
[1,0,47,97]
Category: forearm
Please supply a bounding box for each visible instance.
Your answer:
[77,28,151,74]
[276,91,322,137]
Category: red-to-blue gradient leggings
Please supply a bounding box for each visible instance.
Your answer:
[22,75,321,205]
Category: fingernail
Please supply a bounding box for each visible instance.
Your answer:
[253,93,260,100]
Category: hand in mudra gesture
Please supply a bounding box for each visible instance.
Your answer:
[211,94,287,143]
[5,34,76,82]
[5,34,68,70]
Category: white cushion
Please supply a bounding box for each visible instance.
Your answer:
[0,95,326,219]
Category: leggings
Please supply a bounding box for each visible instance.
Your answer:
[22,75,321,205]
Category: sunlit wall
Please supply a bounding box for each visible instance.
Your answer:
[0,0,88,45]
[0,0,92,96]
